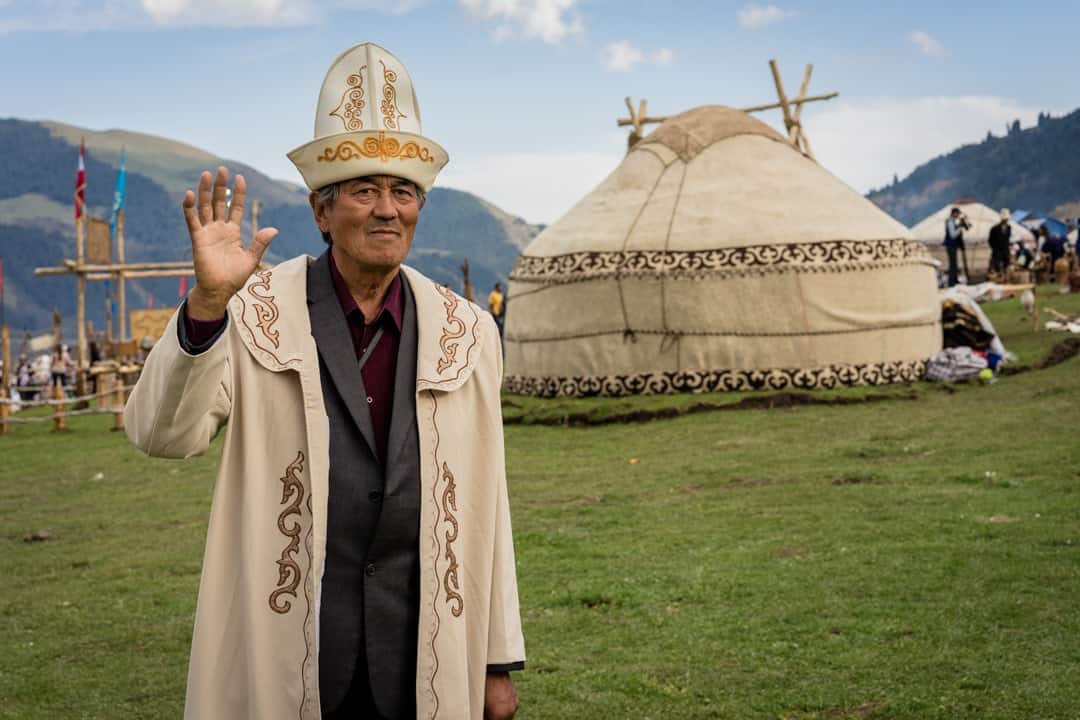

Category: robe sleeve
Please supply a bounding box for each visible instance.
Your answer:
[124,302,232,459]
[484,313,526,671]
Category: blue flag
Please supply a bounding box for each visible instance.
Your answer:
[110,149,126,240]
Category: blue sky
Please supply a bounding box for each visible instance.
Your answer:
[1,0,1078,223]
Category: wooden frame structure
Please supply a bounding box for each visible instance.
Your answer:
[32,201,262,387]
[618,58,838,160]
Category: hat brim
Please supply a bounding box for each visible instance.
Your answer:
[288,129,449,193]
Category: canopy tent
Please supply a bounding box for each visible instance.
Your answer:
[910,201,1036,277]
[503,105,941,398]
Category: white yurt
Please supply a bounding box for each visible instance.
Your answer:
[910,200,1036,276]
[503,106,942,397]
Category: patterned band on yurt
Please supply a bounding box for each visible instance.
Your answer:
[503,105,942,398]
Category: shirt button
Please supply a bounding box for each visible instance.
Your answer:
[365,563,376,577]
[366,396,373,404]
[368,490,382,503]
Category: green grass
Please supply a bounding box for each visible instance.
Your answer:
[3,290,1080,719]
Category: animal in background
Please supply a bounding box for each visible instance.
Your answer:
[1019,288,1036,317]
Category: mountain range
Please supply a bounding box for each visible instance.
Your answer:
[867,107,1080,226]
[0,118,544,336]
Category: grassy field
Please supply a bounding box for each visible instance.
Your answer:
[3,290,1080,719]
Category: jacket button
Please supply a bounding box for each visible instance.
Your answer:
[365,563,376,577]
[368,490,382,503]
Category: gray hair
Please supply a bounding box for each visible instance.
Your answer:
[315,178,426,245]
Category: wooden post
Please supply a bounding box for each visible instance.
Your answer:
[461,258,474,302]
[1032,285,1039,333]
[113,368,126,431]
[52,382,66,432]
[117,209,127,342]
[1,325,9,435]
[75,215,87,397]
[769,59,796,142]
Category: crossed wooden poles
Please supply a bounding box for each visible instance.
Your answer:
[618,59,837,160]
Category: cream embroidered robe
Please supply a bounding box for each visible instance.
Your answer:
[125,257,525,720]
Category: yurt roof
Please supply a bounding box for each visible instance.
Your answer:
[909,201,1035,245]
[518,105,912,260]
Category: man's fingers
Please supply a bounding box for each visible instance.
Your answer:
[248,227,278,264]
[197,171,213,226]
[212,166,229,222]
[228,173,247,226]
[182,190,201,236]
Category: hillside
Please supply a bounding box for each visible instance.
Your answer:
[868,108,1080,226]
[0,119,542,335]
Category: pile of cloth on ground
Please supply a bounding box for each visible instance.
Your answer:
[925,287,1014,382]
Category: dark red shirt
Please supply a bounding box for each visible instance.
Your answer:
[328,252,403,465]
[181,254,404,464]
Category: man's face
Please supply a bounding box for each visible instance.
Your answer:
[312,175,424,272]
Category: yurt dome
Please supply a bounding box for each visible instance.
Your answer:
[504,105,941,397]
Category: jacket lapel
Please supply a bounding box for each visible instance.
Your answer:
[385,276,418,476]
[307,251,379,461]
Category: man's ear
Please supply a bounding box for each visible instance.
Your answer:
[309,191,328,232]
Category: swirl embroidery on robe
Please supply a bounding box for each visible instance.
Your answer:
[435,284,466,374]
[440,461,464,617]
[316,133,435,164]
[247,270,281,349]
[379,60,406,130]
[269,451,306,614]
[329,64,367,131]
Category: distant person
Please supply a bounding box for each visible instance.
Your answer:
[944,207,969,286]
[1016,240,1035,271]
[50,344,72,389]
[988,209,1011,275]
[1040,224,1066,266]
[488,282,505,337]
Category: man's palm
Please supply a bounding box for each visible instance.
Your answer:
[183,167,278,319]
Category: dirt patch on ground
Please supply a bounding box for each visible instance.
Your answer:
[1035,337,1080,369]
[504,390,918,427]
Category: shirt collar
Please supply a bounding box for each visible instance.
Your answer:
[328,250,404,332]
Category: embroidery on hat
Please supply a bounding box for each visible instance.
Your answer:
[440,462,464,617]
[330,64,367,131]
[435,284,466,374]
[269,451,306,614]
[379,60,406,130]
[317,133,435,164]
[247,270,281,349]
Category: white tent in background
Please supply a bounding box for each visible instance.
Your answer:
[503,105,942,398]
[909,200,1036,277]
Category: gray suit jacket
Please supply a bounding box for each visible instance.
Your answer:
[307,251,422,718]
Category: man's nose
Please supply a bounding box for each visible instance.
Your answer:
[373,189,398,219]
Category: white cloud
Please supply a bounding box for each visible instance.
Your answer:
[602,41,673,72]
[141,0,312,26]
[908,30,943,56]
[0,0,318,31]
[801,96,1046,194]
[438,150,623,224]
[737,4,797,29]
[458,0,582,44]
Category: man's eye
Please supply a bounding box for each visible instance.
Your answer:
[393,188,416,200]
[353,187,378,196]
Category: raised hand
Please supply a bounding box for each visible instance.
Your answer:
[182,166,279,320]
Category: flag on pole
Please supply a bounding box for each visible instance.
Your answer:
[147,293,154,310]
[75,139,86,221]
[178,275,188,297]
[110,148,126,240]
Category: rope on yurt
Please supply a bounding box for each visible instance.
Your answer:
[616,152,670,344]
[658,162,689,363]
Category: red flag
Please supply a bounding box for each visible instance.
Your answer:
[178,275,188,297]
[74,139,86,221]
[147,293,154,310]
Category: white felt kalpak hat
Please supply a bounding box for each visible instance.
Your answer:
[288,42,449,192]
